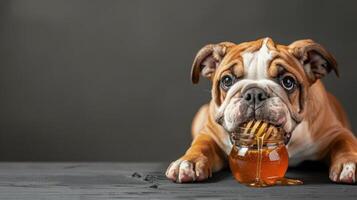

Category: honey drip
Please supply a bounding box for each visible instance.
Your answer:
[229,120,303,187]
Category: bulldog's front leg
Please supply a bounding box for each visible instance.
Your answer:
[329,129,357,184]
[166,133,226,183]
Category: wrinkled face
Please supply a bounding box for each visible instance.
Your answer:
[191,38,337,142]
[213,38,309,138]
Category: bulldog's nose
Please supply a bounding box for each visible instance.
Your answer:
[242,87,269,107]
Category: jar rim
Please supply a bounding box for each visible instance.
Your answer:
[230,129,286,147]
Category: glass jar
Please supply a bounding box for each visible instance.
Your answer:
[228,125,289,186]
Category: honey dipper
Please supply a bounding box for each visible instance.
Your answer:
[243,120,280,140]
[231,120,283,146]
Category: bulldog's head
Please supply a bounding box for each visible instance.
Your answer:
[191,38,338,141]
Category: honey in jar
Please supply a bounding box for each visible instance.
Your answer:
[228,120,302,187]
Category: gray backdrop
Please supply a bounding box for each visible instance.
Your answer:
[0,0,356,161]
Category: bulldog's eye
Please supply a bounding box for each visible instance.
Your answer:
[221,75,234,90]
[280,75,296,91]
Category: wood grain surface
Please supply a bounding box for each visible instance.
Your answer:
[0,162,355,199]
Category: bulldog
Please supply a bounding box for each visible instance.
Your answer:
[166,38,357,184]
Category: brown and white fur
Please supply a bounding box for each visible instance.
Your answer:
[166,38,357,184]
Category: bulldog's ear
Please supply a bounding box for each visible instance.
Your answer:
[289,39,339,84]
[191,42,235,84]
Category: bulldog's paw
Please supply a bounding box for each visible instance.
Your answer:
[165,155,212,183]
[329,158,357,184]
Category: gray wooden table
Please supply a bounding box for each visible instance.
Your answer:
[0,162,355,200]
